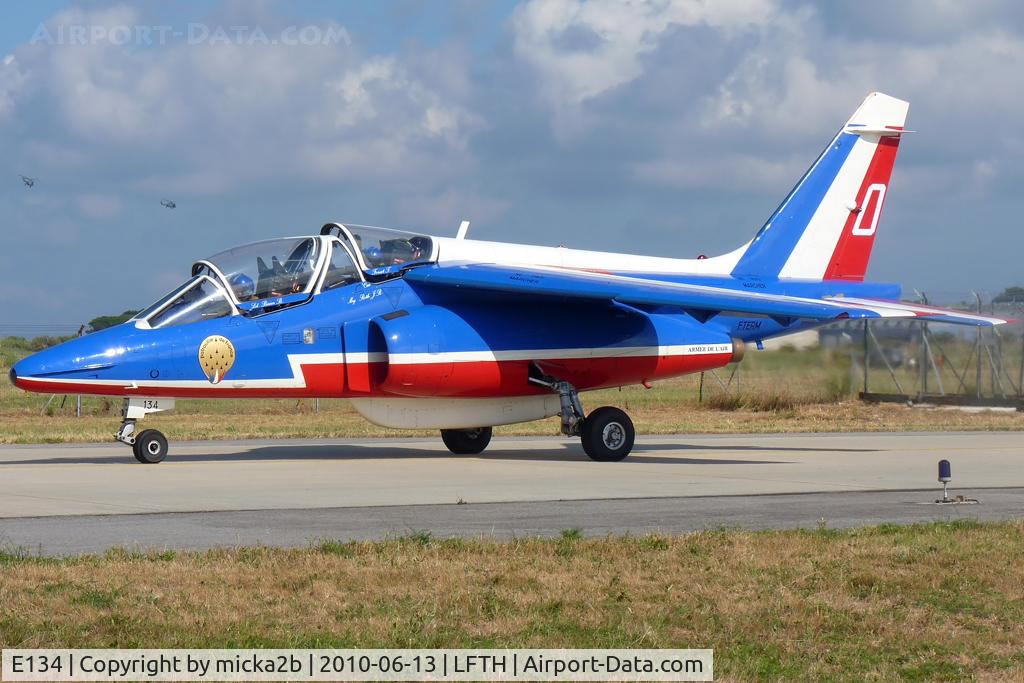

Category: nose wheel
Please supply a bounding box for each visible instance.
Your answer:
[132,429,169,464]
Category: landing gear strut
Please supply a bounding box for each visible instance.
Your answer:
[534,375,636,461]
[116,397,173,464]
[551,380,586,437]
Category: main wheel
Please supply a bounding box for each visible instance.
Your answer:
[441,427,493,455]
[133,429,168,464]
[580,407,634,462]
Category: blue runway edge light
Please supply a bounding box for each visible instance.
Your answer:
[938,459,952,483]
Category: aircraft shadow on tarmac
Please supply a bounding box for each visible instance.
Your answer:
[0,440,873,466]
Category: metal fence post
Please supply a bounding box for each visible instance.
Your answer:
[862,319,869,394]
[919,321,928,398]
[1018,331,1023,399]
[974,292,983,398]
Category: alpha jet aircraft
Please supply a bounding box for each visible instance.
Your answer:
[10,92,1010,463]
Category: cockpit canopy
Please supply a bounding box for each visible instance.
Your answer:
[133,227,435,329]
[133,276,234,329]
[201,237,321,302]
[321,223,434,274]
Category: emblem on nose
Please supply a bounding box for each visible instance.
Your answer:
[198,335,236,384]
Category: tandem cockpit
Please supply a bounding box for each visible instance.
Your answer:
[132,224,436,329]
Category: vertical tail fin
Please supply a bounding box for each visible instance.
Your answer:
[730,92,909,281]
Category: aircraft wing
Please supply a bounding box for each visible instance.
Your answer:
[404,263,1011,326]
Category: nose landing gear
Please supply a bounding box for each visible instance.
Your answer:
[532,375,636,461]
[115,397,173,463]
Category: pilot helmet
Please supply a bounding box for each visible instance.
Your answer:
[230,273,255,299]
[365,246,382,263]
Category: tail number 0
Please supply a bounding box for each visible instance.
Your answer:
[851,183,886,236]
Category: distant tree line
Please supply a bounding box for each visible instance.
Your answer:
[87,310,139,332]
[994,287,1024,304]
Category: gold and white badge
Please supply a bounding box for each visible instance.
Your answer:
[198,335,236,384]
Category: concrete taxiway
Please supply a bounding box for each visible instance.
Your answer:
[0,432,1021,554]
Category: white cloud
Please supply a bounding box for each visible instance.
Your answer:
[507,1,1013,203]
[507,0,1024,201]
[0,53,27,122]
[395,188,512,229]
[2,5,481,194]
[511,0,777,130]
[633,154,806,191]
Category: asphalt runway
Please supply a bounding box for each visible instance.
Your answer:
[0,432,1021,554]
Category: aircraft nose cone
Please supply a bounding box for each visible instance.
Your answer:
[10,356,36,390]
[11,352,45,381]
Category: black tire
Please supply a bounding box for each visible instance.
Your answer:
[441,427,493,455]
[580,407,634,462]
[133,429,168,464]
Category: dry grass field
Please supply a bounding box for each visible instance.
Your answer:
[2,521,1023,681]
[2,336,1023,444]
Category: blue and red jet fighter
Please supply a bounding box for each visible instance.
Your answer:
[10,92,1011,463]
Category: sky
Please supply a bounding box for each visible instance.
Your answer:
[1,0,1023,329]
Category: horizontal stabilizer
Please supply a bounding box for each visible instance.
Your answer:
[843,126,912,136]
[833,297,1012,326]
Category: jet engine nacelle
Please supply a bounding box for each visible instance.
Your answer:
[372,305,517,398]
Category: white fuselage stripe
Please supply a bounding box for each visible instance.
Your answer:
[385,343,733,364]
[434,237,751,276]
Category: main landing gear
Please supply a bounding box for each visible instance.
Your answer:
[436,380,635,460]
[441,427,493,455]
[116,397,174,463]
[436,380,635,461]
[579,406,635,461]
[538,377,636,461]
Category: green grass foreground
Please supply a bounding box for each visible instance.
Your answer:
[2,521,1023,681]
